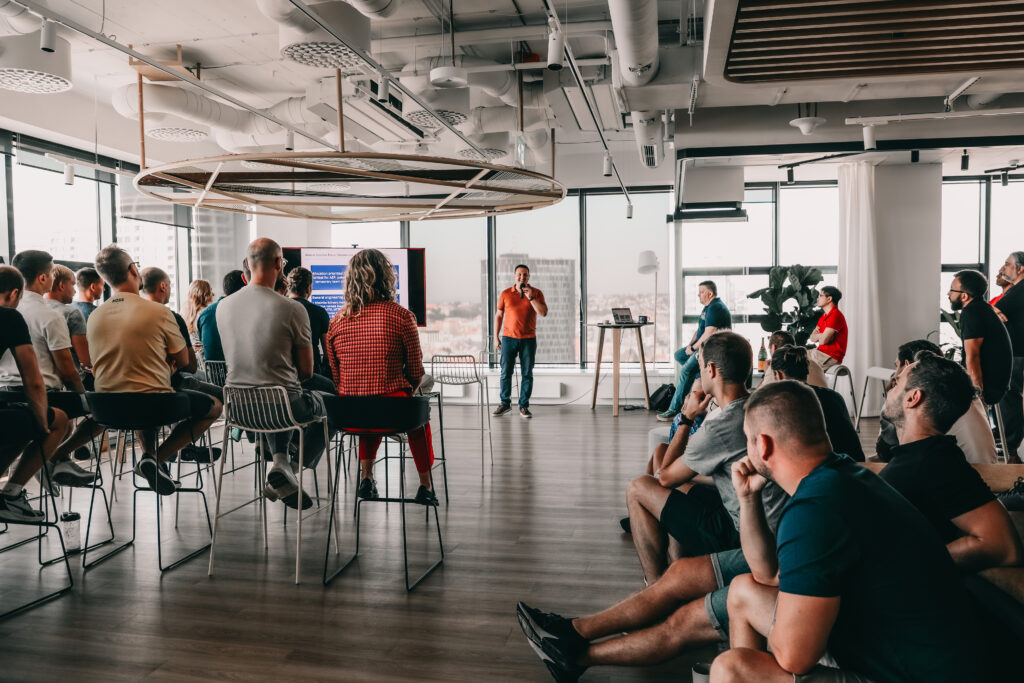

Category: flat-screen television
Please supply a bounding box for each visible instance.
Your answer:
[282,247,426,326]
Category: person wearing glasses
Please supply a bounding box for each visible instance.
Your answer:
[808,286,847,369]
[948,270,1012,408]
[993,252,1024,463]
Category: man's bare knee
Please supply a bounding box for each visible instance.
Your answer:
[710,648,757,683]
[726,573,758,614]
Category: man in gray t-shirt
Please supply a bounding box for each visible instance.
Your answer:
[626,332,787,583]
[217,238,330,511]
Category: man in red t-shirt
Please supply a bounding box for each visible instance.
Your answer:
[493,264,548,418]
[809,285,847,368]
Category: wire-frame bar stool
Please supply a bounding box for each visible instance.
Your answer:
[431,354,493,479]
[208,386,337,584]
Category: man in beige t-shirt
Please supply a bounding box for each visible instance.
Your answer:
[88,245,222,495]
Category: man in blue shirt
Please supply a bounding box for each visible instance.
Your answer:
[196,269,245,362]
[658,280,731,421]
[714,380,984,683]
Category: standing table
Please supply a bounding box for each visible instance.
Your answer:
[589,322,652,417]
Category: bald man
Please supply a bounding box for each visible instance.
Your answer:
[711,381,985,682]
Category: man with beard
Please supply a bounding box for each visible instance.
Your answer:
[712,380,987,682]
[949,269,1012,408]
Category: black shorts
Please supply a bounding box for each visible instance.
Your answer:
[179,389,216,422]
[660,484,741,557]
[0,405,57,454]
[0,388,89,419]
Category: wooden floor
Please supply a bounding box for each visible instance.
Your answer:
[0,407,883,682]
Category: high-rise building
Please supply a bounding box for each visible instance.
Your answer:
[483,253,577,363]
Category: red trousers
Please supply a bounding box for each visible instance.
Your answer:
[357,391,434,474]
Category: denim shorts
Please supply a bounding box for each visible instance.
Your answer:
[703,548,750,640]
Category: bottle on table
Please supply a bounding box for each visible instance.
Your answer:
[757,338,768,372]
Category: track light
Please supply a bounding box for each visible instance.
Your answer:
[786,167,794,184]
[284,130,294,151]
[911,150,920,163]
[1002,171,1009,187]
[40,19,56,53]
[862,124,877,150]
[961,149,970,171]
[63,163,74,185]
[376,74,390,103]
[602,152,612,177]
[546,23,565,71]
[626,203,633,219]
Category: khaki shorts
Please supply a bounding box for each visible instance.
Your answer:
[809,348,839,370]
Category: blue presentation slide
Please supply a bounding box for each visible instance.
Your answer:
[394,265,400,290]
[312,264,346,290]
[312,293,345,318]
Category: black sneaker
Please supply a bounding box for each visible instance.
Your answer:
[357,478,379,500]
[515,602,588,682]
[619,516,631,534]
[997,476,1024,511]
[179,445,222,463]
[414,485,438,506]
[493,403,513,416]
[134,456,179,495]
[520,407,533,419]
[0,491,45,523]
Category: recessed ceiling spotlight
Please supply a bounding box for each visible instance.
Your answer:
[40,20,56,53]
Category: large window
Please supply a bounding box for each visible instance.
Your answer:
[117,218,184,308]
[778,184,839,266]
[586,191,671,364]
[409,217,487,359]
[12,160,103,262]
[494,197,581,364]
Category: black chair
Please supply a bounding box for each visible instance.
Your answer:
[0,408,73,620]
[323,396,444,591]
[83,392,213,572]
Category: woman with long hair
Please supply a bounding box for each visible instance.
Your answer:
[182,279,214,335]
[325,249,437,505]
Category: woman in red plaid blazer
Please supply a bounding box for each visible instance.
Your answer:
[325,249,437,506]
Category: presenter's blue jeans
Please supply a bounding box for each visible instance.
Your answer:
[499,336,536,408]
[668,346,701,412]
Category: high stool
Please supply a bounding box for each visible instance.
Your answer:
[323,396,444,591]
[432,354,494,485]
[854,366,894,431]
[82,392,213,572]
[0,409,74,620]
[208,386,334,584]
[825,364,858,421]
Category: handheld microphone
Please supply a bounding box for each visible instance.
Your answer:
[519,283,525,299]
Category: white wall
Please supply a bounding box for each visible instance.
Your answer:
[250,215,330,247]
[873,164,942,362]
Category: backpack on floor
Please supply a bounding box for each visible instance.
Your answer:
[649,383,674,412]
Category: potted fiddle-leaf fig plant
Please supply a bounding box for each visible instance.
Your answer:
[748,264,824,345]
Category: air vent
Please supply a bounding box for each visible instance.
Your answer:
[641,145,657,168]
[281,42,364,70]
[458,147,507,161]
[147,126,209,142]
[0,32,72,94]
[405,108,467,129]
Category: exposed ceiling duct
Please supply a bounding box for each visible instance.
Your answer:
[607,0,664,168]
[0,0,40,34]
[344,0,399,18]
[257,0,370,70]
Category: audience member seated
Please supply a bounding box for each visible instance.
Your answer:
[219,239,331,509]
[993,251,1024,463]
[658,280,731,421]
[879,353,1023,572]
[876,340,997,464]
[72,266,103,323]
[182,278,213,352]
[45,264,91,376]
[0,251,96,489]
[326,248,438,506]
[950,269,1012,407]
[625,332,788,582]
[758,330,827,388]
[0,265,69,521]
[139,268,222,401]
[88,245,222,495]
[808,285,847,369]
[769,345,864,461]
[287,266,332,382]
[196,269,245,363]
[711,381,987,682]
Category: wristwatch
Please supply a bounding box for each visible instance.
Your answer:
[677,415,695,427]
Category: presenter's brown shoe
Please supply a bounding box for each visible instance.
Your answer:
[520,407,532,419]
[493,403,512,416]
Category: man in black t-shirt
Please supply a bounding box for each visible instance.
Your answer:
[993,251,1024,462]
[287,266,334,388]
[715,381,986,682]
[769,345,864,461]
[880,354,1022,571]
[949,269,1012,406]
[0,266,69,522]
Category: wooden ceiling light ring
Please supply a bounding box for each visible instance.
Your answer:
[134,151,565,222]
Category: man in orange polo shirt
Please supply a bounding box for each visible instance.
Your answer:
[494,264,548,418]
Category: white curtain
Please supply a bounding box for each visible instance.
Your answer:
[837,162,884,416]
